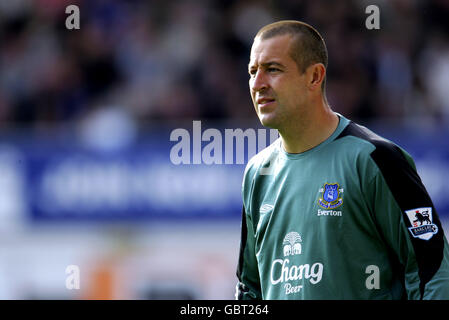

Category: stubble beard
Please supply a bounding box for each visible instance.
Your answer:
[256,102,296,133]
[255,98,283,129]
[257,109,283,130]
[265,105,310,141]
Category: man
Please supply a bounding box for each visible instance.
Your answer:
[236,20,449,299]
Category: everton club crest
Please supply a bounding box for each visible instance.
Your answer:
[405,207,438,240]
[318,183,344,209]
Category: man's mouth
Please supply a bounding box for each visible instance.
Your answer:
[257,97,275,108]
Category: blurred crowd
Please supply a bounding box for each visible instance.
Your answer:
[0,0,448,133]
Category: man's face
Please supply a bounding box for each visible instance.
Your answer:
[249,34,308,129]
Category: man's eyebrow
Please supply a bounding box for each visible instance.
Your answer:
[248,61,285,70]
[261,61,284,68]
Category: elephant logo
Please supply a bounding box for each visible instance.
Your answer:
[283,245,292,256]
[293,242,302,255]
[283,232,302,257]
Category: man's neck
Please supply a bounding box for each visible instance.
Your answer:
[279,107,339,154]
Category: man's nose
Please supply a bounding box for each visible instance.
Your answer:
[250,70,268,92]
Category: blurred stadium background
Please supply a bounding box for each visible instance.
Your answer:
[0,0,448,299]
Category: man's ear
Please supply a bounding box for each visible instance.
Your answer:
[307,63,326,90]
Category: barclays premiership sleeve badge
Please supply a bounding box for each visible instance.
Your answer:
[405,207,438,240]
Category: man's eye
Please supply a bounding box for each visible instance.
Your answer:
[249,69,256,76]
[267,67,280,73]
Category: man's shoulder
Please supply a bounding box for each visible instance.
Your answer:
[336,118,414,168]
[336,120,389,147]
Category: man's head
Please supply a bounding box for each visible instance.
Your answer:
[248,20,328,130]
[256,20,328,90]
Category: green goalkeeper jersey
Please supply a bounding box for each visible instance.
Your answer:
[236,114,449,300]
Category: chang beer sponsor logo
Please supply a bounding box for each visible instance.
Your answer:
[282,231,302,256]
[270,232,323,296]
[405,207,438,240]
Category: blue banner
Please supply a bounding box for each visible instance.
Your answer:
[0,122,447,223]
